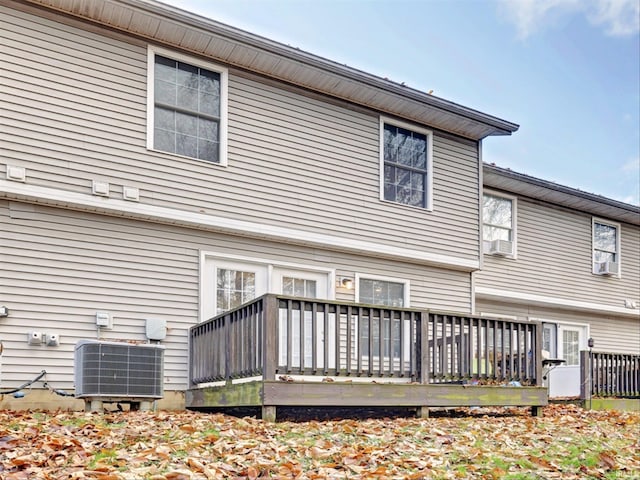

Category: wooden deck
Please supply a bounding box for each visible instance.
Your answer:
[186,294,547,420]
[580,350,640,411]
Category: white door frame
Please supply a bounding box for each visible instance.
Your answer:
[200,251,335,322]
[538,319,589,398]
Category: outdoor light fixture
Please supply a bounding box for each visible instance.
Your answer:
[588,337,594,349]
[338,277,354,289]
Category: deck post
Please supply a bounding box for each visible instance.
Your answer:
[580,350,591,409]
[418,311,430,385]
[534,320,543,386]
[416,406,430,419]
[262,406,276,422]
[417,311,430,418]
[531,406,543,417]
[262,295,278,421]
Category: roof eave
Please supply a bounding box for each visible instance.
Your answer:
[484,164,640,226]
[22,0,519,140]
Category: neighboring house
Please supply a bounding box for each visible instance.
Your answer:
[477,164,640,397]
[0,0,517,410]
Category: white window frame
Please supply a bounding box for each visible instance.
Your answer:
[147,45,229,166]
[592,218,621,277]
[354,273,410,307]
[379,116,433,211]
[352,273,411,370]
[199,251,335,321]
[482,189,517,258]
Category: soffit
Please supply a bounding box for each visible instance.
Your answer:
[21,0,519,141]
[484,165,640,226]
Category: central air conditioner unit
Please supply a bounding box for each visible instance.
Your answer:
[74,340,164,400]
[488,239,513,256]
[593,261,618,276]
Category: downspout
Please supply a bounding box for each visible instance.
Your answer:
[471,139,484,315]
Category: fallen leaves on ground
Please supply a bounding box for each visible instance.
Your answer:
[0,404,638,479]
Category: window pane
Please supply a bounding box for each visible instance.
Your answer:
[154,128,175,153]
[483,225,511,242]
[199,118,218,142]
[155,80,176,106]
[216,269,256,314]
[199,139,219,162]
[594,250,615,263]
[383,123,428,208]
[176,112,197,135]
[594,223,616,252]
[177,85,199,111]
[154,54,221,163]
[176,133,198,158]
[155,56,176,82]
[562,330,580,366]
[155,107,175,131]
[200,92,220,117]
[483,195,512,228]
[176,62,199,88]
[282,277,318,298]
[359,279,404,307]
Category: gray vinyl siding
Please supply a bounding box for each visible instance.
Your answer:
[0,5,480,263]
[476,300,640,355]
[0,200,472,390]
[476,196,640,307]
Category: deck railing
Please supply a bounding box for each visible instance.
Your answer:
[581,351,640,399]
[189,295,542,387]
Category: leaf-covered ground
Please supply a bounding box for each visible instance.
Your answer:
[0,404,638,479]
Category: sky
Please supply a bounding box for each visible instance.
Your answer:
[166,0,640,206]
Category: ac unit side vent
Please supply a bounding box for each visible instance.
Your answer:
[488,239,513,256]
[74,340,164,399]
[593,261,618,276]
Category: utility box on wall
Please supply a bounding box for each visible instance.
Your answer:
[74,340,164,400]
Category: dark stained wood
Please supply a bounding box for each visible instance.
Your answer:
[582,350,640,401]
[261,381,547,408]
[188,295,548,414]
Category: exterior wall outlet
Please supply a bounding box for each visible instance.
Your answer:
[145,318,167,341]
[28,331,43,345]
[0,306,8,317]
[96,311,112,328]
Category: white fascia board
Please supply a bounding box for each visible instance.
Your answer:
[0,181,479,271]
[475,286,640,318]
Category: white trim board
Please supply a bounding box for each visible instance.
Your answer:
[475,286,640,318]
[1,180,479,271]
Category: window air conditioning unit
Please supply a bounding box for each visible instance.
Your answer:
[488,239,513,256]
[593,261,618,276]
[74,340,164,400]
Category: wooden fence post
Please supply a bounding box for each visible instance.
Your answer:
[580,350,591,409]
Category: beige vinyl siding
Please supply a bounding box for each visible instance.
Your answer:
[0,200,472,390]
[0,5,480,263]
[477,196,640,307]
[476,300,640,355]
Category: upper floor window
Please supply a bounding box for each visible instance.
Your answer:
[482,192,516,256]
[381,118,432,209]
[592,219,620,276]
[357,276,408,307]
[147,46,228,164]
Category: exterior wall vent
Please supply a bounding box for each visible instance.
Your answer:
[74,340,164,400]
[488,239,513,256]
[593,261,618,276]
